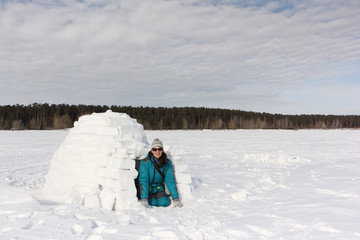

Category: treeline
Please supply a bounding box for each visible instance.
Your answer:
[1,103,360,130]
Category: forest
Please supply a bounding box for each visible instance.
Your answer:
[1,103,360,130]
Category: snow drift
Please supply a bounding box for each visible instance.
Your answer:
[37,110,192,210]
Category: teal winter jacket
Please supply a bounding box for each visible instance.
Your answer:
[138,153,179,200]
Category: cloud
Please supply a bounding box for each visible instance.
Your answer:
[0,0,359,114]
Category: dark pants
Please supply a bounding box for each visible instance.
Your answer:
[148,191,170,207]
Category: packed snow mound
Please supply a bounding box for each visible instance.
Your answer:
[37,110,192,210]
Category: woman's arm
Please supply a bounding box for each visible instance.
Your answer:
[138,160,150,199]
[164,162,179,199]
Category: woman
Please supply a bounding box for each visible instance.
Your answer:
[138,138,183,207]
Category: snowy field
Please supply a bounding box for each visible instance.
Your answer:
[1,129,360,240]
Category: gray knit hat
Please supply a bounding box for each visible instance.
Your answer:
[151,138,163,148]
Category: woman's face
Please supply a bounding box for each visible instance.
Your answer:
[151,147,163,159]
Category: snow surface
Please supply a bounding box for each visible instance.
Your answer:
[1,128,360,239]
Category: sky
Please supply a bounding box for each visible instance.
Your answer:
[0,0,359,115]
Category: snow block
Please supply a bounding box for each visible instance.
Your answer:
[166,153,193,201]
[37,110,193,210]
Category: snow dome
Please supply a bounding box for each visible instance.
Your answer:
[38,110,192,210]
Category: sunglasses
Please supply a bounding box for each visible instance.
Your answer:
[151,147,163,152]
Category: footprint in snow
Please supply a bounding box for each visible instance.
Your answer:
[22,222,33,230]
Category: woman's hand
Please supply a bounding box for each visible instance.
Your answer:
[140,198,150,208]
[172,199,183,208]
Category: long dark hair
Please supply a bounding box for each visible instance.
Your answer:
[149,151,168,166]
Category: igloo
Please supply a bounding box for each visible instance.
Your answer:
[37,110,192,210]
